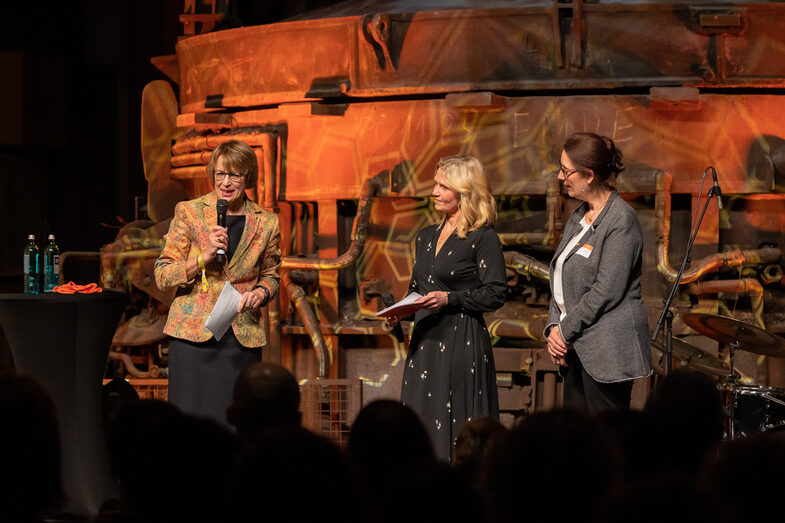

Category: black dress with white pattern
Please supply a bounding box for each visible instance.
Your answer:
[400,223,507,461]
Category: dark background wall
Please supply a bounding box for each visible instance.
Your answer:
[0,0,344,369]
[0,0,344,294]
[0,0,181,292]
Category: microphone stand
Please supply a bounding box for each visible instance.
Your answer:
[651,175,721,374]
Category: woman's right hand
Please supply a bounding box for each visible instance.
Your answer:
[547,326,568,366]
[203,225,228,264]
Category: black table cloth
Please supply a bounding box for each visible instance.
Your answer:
[0,291,128,517]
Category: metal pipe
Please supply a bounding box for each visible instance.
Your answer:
[171,165,208,180]
[496,176,563,247]
[655,172,782,283]
[284,274,328,378]
[306,201,317,254]
[170,150,213,167]
[486,317,547,340]
[294,202,305,254]
[265,298,282,365]
[107,351,161,379]
[504,251,550,282]
[685,279,765,328]
[544,174,564,247]
[261,133,276,210]
[541,372,557,410]
[761,264,784,285]
[498,233,548,246]
[171,132,274,156]
[281,174,382,270]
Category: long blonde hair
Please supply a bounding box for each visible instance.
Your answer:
[436,155,497,238]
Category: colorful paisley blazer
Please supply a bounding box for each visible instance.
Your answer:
[154,192,281,348]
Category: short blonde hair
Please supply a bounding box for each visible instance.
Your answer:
[207,140,258,188]
[436,155,497,238]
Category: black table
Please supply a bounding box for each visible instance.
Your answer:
[0,291,128,517]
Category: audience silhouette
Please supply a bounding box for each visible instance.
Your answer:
[0,373,63,523]
[226,361,301,444]
[7,360,785,523]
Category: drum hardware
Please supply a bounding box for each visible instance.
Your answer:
[720,384,785,437]
[683,313,785,438]
[650,336,733,378]
[651,169,722,373]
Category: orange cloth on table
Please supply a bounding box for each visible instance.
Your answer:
[52,282,103,294]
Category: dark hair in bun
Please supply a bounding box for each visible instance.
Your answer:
[563,133,625,187]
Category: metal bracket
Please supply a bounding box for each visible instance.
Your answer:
[689,6,747,35]
[363,14,397,71]
[553,0,584,69]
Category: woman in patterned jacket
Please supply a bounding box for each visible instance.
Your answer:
[155,140,281,426]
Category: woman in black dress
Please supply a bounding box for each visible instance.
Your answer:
[389,155,507,461]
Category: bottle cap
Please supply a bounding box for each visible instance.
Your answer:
[28,234,35,240]
[48,234,55,240]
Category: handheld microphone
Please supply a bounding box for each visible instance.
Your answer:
[382,292,405,343]
[710,167,723,211]
[216,199,228,264]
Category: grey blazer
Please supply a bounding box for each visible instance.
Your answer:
[545,191,652,383]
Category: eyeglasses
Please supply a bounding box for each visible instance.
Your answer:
[215,171,245,183]
[559,165,581,178]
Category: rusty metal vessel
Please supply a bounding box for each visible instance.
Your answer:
[100,0,785,424]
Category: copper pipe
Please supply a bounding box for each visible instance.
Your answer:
[544,174,564,247]
[541,372,557,410]
[281,174,382,270]
[487,317,547,340]
[260,133,276,210]
[171,132,273,156]
[504,251,550,282]
[107,249,164,260]
[686,279,765,328]
[170,150,213,167]
[306,202,316,254]
[496,176,563,247]
[284,274,328,378]
[294,202,305,254]
[108,351,161,379]
[265,298,282,365]
[761,264,784,285]
[171,165,208,180]
[498,233,548,246]
[655,172,782,283]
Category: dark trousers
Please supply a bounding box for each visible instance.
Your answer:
[562,350,633,413]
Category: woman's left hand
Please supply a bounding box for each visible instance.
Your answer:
[416,291,449,310]
[237,289,267,313]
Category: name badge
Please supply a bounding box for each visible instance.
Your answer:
[576,244,593,258]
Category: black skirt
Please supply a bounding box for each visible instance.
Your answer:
[168,331,261,428]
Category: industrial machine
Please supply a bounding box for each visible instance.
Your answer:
[99,0,785,428]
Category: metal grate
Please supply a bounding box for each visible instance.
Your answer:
[300,379,362,447]
[104,378,169,401]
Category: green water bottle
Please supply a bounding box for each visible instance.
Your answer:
[44,234,60,292]
[23,234,40,294]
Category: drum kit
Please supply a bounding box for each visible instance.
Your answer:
[652,313,785,439]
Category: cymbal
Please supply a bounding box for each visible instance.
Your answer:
[682,313,785,358]
[651,336,732,377]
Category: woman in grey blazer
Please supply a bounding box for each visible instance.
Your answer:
[545,133,651,411]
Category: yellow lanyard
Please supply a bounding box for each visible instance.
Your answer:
[197,254,208,293]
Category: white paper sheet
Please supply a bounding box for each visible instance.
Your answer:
[204,281,242,341]
[376,292,424,318]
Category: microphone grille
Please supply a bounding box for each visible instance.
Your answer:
[216,199,229,212]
